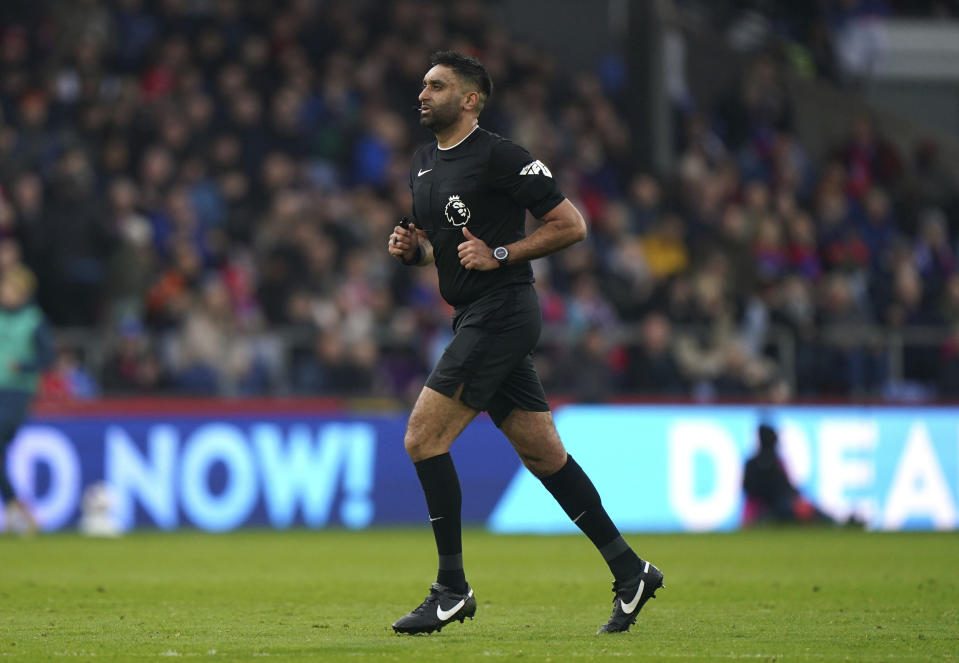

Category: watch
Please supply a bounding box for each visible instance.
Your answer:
[493,246,509,267]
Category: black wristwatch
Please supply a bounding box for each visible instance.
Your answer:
[493,246,509,267]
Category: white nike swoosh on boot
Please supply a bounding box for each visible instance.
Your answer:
[620,579,645,614]
[436,588,472,621]
[620,561,651,614]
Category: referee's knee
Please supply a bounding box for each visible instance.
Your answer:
[403,431,449,462]
[519,450,567,478]
[403,431,423,459]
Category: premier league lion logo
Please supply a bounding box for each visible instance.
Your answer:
[445,195,471,227]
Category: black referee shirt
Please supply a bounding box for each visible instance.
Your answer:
[409,126,566,307]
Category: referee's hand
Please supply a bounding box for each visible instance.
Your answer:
[458,227,498,271]
[388,222,419,263]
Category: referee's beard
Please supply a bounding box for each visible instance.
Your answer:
[420,101,460,134]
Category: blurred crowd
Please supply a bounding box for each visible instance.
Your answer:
[0,0,957,403]
[677,0,959,84]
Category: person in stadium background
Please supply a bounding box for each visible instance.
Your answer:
[386,50,663,636]
[742,423,835,525]
[0,261,52,534]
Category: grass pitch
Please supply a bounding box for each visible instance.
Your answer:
[1,528,955,662]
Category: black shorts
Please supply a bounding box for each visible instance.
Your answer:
[426,284,550,427]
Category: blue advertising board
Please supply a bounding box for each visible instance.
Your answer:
[492,406,959,533]
[3,404,957,533]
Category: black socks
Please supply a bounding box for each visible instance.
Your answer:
[539,455,642,582]
[414,453,468,594]
[414,452,641,591]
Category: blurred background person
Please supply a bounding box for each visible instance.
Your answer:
[0,263,51,533]
[742,423,836,526]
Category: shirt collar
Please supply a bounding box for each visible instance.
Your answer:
[438,124,480,151]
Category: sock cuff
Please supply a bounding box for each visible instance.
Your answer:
[438,553,463,570]
[598,535,630,561]
[538,454,577,491]
[414,452,454,471]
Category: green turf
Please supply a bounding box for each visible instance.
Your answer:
[1,528,956,661]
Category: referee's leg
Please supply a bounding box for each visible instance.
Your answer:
[404,386,477,462]
[392,386,478,634]
[500,408,663,632]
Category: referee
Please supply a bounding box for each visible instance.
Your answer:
[387,51,663,635]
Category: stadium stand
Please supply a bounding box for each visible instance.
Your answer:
[0,0,956,402]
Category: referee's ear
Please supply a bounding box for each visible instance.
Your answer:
[462,90,480,113]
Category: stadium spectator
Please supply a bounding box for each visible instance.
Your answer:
[0,264,51,534]
[290,325,381,397]
[743,423,835,525]
[165,276,269,396]
[548,324,620,404]
[836,114,902,199]
[912,209,956,300]
[100,317,172,395]
[40,345,99,400]
[623,313,686,395]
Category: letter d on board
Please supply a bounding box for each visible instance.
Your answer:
[668,421,741,531]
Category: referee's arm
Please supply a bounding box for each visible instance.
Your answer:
[505,199,587,264]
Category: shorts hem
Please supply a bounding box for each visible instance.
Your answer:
[424,378,490,412]
[489,403,550,428]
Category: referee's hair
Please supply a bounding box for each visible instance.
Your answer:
[429,50,493,112]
